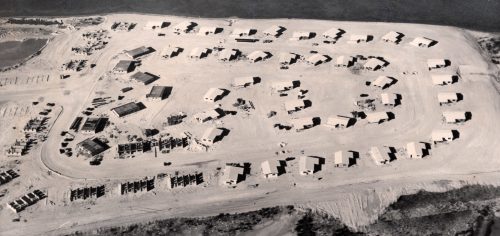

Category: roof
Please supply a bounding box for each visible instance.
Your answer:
[334,151,352,165]
[350,34,368,41]
[126,46,153,58]
[146,86,168,98]
[114,60,133,71]
[273,81,295,91]
[381,93,398,105]
[263,25,285,36]
[369,146,390,165]
[431,129,454,141]
[292,31,312,39]
[203,88,225,101]
[81,117,102,131]
[372,76,394,88]
[111,102,144,117]
[201,127,224,142]
[174,21,196,31]
[247,50,268,61]
[285,99,306,111]
[77,138,108,156]
[163,47,182,56]
[189,47,210,58]
[131,72,158,84]
[442,111,466,122]
[364,58,385,69]
[198,26,219,34]
[410,37,435,47]
[232,76,255,87]
[231,28,254,36]
[224,165,244,182]
[427,59,446,67]
[261,160,280,175]
[279,52,300,64]
[291,117,314,128]
[406,142,426,158]
[299,156,319,173]
[366,112,389,123]
[194,108,224,122]
[323,28,344,38]
[327,116,351,126]
[306,54,329,65]
[437,92,458,102]
[219,49,240,61]
[432,74,454,84]
[382,31,402,42]
[336,55,355,66]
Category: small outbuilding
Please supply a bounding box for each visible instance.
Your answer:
[219,49,241,61]
[279,52,301,65]
[263,25,286,37]
[406,142,429,159]
[261,160,282,178]
[427,59,448,70]
[322,28,345,40]
[291,31,314,40]
[284,100,307,114]
[369,146,390,165]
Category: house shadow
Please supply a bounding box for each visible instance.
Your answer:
[395,33,405,44]
[243,162,252,176]
[264,52,273,60]
[278,160,287,175]
[452,130,460,140]
[292,80,301,88]
[275,27,287,37]
[348,151,359,167]
[248,29,257,36]
[289,54,300,65]
[136,102,147,111]
[214,89,231,102]
[213,128,230,143]
[309,32,317,39]
[378,57,390,67]
[161,86,173,99]
[252,76,262,85]
[127,62,137,73]
[303,100,312,109]
[95,118,108,133]
[353,111,367,119]
[366,35,374,42]
[428,40,439,48]
[451,75,460,84]
[214,27,224,34]
[171,48,183,58]
[395,94,403,106]
[444,59,451,67]
[387,112,396,121]
[387,147,398,161]
[385,77,398,89]
[421,142,432,157]
[465,111,472,121]
[312,117,321,126]
[457,93,464,102]
[346,117,357,128]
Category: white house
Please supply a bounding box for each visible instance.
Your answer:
[437,92,459,105]
[348,34,369,44]
[363,58,386,71]
[223,165,244,185]
[306,54,330,66]
[381,31,404,44]
[232,76,257,88]
[372,76,395,89]
[369,146,390,165]
[173,21,196,33]
[322,28,344,39]
[272,81,296,92]
[261,160,281,178]
[291,31,314,40]
[335,56,356,67]
[442,111,467,124]
[189,47,211,59]
[162,47,183,58]
[247,50,270,62]
[285,100,306,114]
[326,115,353,128]
[406,142,427,159]
[427,59,447,70]
[366,112,390,124]
[263,25,286,37]
[279,52,301,65]
[431,129,455,143]
[432,74,455,85]
[219,49,240,61]
[203,88,225,102]
[291,117,315,131]
[410,37,436,48]
[299,156,320,175]
[201,127,225,144]
[334,151,353,167]
[381,93,399,106]
[194,108,224,123]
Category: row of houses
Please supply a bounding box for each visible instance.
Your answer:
[7,189,46,213]
[6,139,30,157]
[166,172,203,188]
[69,185,105,201]
[0,169,19,185]
[120,178,155,195]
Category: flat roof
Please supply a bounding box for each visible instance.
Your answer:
[114,60,133,71]
[147,86,168,98]
[77,138,108,156]
[111,102,144,117]
[131,72,158,84]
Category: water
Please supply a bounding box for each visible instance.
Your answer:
[1,0,499,32]
[0,38,48,69]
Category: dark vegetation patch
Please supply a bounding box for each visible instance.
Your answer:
[478,36,500,64]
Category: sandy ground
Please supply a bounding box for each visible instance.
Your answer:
[0,14,499,235]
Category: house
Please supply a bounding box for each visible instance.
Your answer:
[326,115,354,128]
[231,28,256,37]
[113,60,134,73]
[162,47,183,58]
[364,58,386,71]
[291,31,314,40]
[437,92,459,105]
[203,88,225,102]
[198,26,222,35]
[380,93,399,106]
[223,165,245,185]
[6,139,28,157]
[219,49,241,61]
[381,31,404,44]
[442,111,467,124]
[410,37,436,48]
[76,138,108,157]
[146,86,170,101]
[299,156,320,175]
[285,100,306,114]
[189,47,211,59]
[23,117,46,133]
[193,108,225,123]
[130,71,159,85]
[144,21,169,30]
[335,56,356,67]
[279,52,300,65]
[291,117,315,131]
[173,21,197,33]
[81,117,106,134]
[306,54,330,66]
[125,46,154,59]
[261,160,281,178]
[322,28,345,40]
[232,76,257,88]
[348,34,369,43]
[427,59,447,70]
[432,74,455,85]
[247,50,270,62]
[201,127,225,144]
[366,112,390,124]
[369,146,390,165]
[406,142,428,159]
[431,129,455,143]
[372,76,396,89]
[272,81,297,92]
[111,102,145,117]
[263,25,286,37]
[334,151,353,167]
